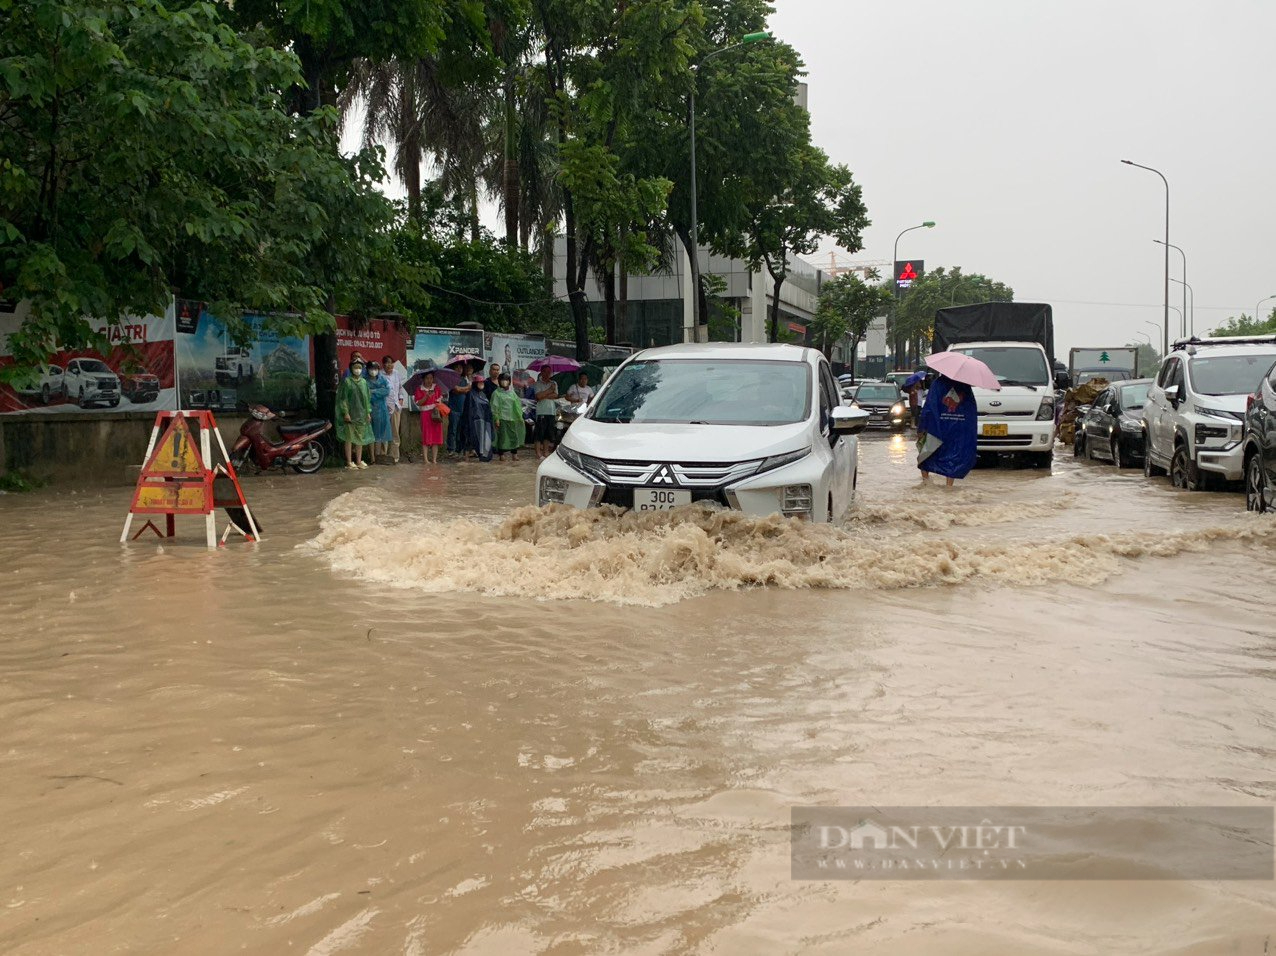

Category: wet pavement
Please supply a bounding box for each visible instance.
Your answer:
[1,435,1274,954]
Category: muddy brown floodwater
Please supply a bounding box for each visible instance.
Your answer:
[2,434,1275,955]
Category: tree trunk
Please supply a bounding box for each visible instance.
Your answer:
[468,180,481,244]
[502,71,519,247]
[769,273,786,344]
[563,195,592,363]
[603,259,617,345]
[403,136,422,225]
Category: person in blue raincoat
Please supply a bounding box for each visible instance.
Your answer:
[917,374,977,486]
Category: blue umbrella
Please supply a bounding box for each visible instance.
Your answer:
[903,371,926,389]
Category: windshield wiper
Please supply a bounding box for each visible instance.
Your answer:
[997,379,1042,389]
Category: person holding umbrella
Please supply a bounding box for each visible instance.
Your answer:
[532,365,559,460]
[916,351,998,487]
[414,369,447,465]
[902,370,927,430]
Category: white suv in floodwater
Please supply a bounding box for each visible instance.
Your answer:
[1142,335,1276,489]
[535,343,870,522]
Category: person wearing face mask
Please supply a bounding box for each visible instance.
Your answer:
[335,358,373,469]
[366,361,393,462]
[382,354,407,463]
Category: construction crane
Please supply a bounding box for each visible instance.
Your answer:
[823,253,891,281]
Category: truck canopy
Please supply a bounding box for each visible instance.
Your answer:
[933,302,1055,366]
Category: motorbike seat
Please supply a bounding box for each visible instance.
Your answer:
[276,419,327,435]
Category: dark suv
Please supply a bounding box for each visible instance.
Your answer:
[1242,358,1276,511]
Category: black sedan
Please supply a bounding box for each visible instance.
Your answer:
[850,382,908,430]
[1075,379,1152,468]
[1242,359,1276,512]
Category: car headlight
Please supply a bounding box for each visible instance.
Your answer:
[1119,419,1142,432]
[756,447,811,475]
[556,445,606,481]
[1194,423,1230,445]
[1035,397,1056,421]
[539,476,568,506]
[890,403,905,416]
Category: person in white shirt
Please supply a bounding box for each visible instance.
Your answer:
[382,354,407,463]
[565,372,594,406]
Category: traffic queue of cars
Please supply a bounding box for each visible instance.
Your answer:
[1071,334,1276,512]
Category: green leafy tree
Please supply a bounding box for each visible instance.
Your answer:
[893,267,1014,362]
[0,0,414,372]
[1208,311,1276,337]
[1125,341,1161,374]
[812,271,891,364]
[737,145,869,342]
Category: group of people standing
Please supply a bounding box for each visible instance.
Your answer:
[412,361,527,466]
[335,353,407,469]
[334,353,599,470]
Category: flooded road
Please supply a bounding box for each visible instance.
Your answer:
[2,434,1275,954]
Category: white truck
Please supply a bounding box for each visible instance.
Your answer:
[1069,347,1139,385]
[933,303,1066,468]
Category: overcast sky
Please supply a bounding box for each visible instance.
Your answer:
[771,0,1275,353]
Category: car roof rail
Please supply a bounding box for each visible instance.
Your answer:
[1172,333,1276,352]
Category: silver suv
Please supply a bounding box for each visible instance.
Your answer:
[1142,336,1276,490]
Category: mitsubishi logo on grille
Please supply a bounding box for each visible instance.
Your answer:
[650,464,678,486]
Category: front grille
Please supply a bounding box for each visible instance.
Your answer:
[596,458,762,487]
[978,436,1034,447]
[99,379,118,389]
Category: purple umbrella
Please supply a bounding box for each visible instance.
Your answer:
[446,354,482,371]
[528,355,581,375]
[405,365,461,396]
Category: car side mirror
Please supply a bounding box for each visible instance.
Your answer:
[832,406,871,435]
[1168,384,1184,407]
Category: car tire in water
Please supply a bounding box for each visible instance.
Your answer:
[1111,437,1128,469]
[1170,444,1201,491]
[1074,432,1086,458]
[1143,433,1164,477]
[291,439,325,474]
[1246,453,1269,513]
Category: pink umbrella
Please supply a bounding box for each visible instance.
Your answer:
[446,354,481,371]
[924,351,1002,390]
[528,355,580,375]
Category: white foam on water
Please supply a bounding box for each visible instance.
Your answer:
[304,489,1276,607]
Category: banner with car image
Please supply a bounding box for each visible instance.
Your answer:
[174,300,313,413]
[0,300,177,414]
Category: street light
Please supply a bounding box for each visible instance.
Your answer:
[1169,277,1194,336]
[891,221,936,366]
[1122,160,1170,354]
[688,30,772,340]
[1154,239,1188,336]
[1255,294,1276,329]
[1169,305,1183,340]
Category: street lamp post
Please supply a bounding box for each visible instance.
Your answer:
[1154,239,1188,337]
[1169,277,1194,336]
[891,221,936,366]
[1122,160,1170,354]
[688,31,771,341]
[1255,294,1276,329]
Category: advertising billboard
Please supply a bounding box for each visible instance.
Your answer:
[174,300,313,412]
[485,332,546,391]
[335,315,412,372]
[404,327,484,373]
[0,300,177,415]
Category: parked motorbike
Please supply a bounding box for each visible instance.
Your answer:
[230,405,330,474]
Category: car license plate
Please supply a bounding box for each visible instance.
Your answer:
[635,488,692,511]
[982,424,1009,437]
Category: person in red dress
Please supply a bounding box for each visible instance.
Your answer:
[414,371,446,465]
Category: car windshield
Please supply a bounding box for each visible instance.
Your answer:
[1119,383,1150,409]
[589,358,811,426]
[1078,369,1130,384]
[1186,353,1276,396]
[854,385,899,402]
[953,346,1049,386]
[79,359,110,373]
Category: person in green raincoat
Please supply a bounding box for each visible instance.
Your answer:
[490,372,524,461]
[335,358,374,470]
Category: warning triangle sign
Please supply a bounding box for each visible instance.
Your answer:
[143,415,204,477]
